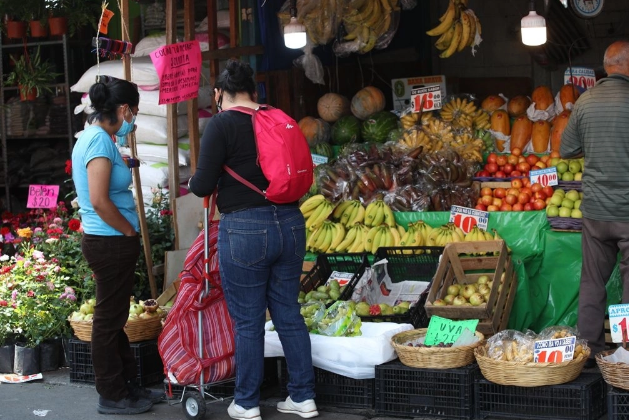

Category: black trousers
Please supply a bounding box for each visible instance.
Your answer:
[578,218,629,358]
[82,234,140,401]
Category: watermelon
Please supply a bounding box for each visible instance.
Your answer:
[331,115,362,145]
[361,111,399,143]
[310,142,334,159]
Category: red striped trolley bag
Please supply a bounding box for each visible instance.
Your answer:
[158,193,235,387]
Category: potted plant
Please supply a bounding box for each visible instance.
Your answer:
[27,0,49,38]
[1,1,30,39]
[45,0,68,36]
[4,47,61,101]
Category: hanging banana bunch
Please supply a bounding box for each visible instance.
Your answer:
[336,0,401,55]
[426,0,482,59]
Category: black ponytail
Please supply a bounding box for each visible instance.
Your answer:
[214,59,256,97]
[87,77,139,125]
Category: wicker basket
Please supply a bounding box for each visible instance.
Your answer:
[68,315,163,343]
[474,345,589,387]
[391,328,485,369]
[596,349,629,391]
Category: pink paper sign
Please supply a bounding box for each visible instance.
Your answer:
[150,40,202,105]
[27,185,59,209]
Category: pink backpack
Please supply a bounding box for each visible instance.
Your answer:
[158,219,235,386]
[224,106,313,204]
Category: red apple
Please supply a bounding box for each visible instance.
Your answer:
[507,154,519,165]
[511,170,523,177]
[512,203,524,211]
[505,194,518,206]
[526,154,540,166]
[500,203,513,212]
[523,202,533,211]
[492,197,503,207]
[485,163,499,174]
[481,195,494,206]
[516,162,531,173]
[503,163,514,175]
[487,205,499,212]
[542,186,554,198]
[496,155,508,166]
[506,188,520,197]
[531,183,543,193]
[476,170,491,177]
[494,171,507,178]
[518,192,531,204]
[477,197,484,205]
[493,188,506,199]
[475,204,487,211]
[511,147,522,157]
[481,187,493,197]
[511,179,523,189]
[533,198,546,210]
[521,186,532,196]
[487,153,498,164]
[534,191,547,201]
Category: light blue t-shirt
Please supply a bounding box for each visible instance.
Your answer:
[71,125,139,236]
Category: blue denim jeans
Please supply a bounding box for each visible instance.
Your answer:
[218,205,315,409]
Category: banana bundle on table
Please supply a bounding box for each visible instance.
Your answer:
[426,0,482,58]
[364,224,405,254]
[399,111,434,129]
[426,223,466,247]
[339,0,401,54]
[300,195,335,231]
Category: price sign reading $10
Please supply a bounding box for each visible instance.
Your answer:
[609,304,629,343]
[411,85,442,112]
[529,167,558,187]
[534,336,576,363]
[27,185,59,209]
[449,205,488,234]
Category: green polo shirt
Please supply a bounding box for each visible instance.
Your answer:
[560,74,629,221]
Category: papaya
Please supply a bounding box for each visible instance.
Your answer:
[510,115,533,152]
[490,110,510,152]
[531,120,551,153]
[532,85,554,110]
[559,84,580,110]
[550,110,571,152]
[481,95,506,113]
[507,95,531,117]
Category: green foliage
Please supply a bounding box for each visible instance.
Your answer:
[45,0,102,36]
[5,47,61,99]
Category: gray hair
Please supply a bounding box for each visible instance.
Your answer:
[603,40,629,70]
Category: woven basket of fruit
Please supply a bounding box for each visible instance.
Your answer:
[474,327,590,387]
[391,328,484,369]
[595,349,629,391]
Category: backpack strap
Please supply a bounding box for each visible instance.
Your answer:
[223,165,266,198]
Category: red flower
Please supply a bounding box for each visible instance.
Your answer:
[0,227,10,235]
[65,160,72,175]
[27,290,35,298]
[0,300,7,307]
[68,219,81,232]
[160,210,173,216]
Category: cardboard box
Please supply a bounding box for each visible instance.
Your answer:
[157,280,180,307]
[391,75,447,111]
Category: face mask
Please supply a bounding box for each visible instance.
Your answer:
[115,107,136,137]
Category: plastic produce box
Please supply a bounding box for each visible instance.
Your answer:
[300,253,368,301]
[475,372,607,420]
[608,386,629,420]
[279,358,374,409]
[69,338,163,387]
[375,358,477,419]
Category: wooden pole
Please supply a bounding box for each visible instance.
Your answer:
[120,0,158,299]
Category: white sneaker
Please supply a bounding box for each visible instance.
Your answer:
[227,400,262,420]
[276,396,319,418]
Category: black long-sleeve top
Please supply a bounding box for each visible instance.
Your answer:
[188,110,271,213]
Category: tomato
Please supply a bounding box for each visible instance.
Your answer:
[507,154,519,165]
[481,187,493,197]
[475,204,487,211]
[494,171,507,178]
[485,163,499,174]
[503,163,514,175]
[505,194,518,206]
[531,183,543,193]
[523,202,534,211]
[518,192,531,205]
[511,178,523,189]
[526,154,540,166]
[516,162,531,173]
[493,188,506,198]
[496,155,508,166]
[487,205,499,212]
[487,153,498,164]
[533,198,547,210]
[500,203,513,211]
[511,147,522,157]
[512,202,524,211]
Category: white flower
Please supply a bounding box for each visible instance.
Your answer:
[33,250,44,260]
[71,198,79,209]
[0,255,9,262]
[45,238,59,244]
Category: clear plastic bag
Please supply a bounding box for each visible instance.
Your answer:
[375,10,401,50]
[400,0,417,10]
[300,301,326,332]
[316,301,362,337]
[293,42,325,85]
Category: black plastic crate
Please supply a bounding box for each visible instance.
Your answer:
[375,359,478,419]
[374,246,445,283]
[608,386,629,419]
[69,338,163,387]
[475,372,607,420]
[300,253,368,301]
[279,358,374,409]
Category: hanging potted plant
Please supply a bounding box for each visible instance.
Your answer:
[1,1,29,39]
[65,0,101,38]
[4,47,61,101]
[45,0,68,36]
[28,0,49,38]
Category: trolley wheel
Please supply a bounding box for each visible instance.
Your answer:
[182,390,207,420]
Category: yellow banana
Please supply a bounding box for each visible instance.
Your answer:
[300,194,325,217]
[426,0,457,37]
[371,202,386,227]
[352,203,366,225]
[307,201,333,231]
[307,226,324,251]
[390,226,401,246]
[328,223,346,253]
[464,226,478,242]
[364,226,380,253]
[312,224,329,252]
[318,223,335,253]
[435,24,455,50]
[340,202,357,227]
[475,14,482,35]
[344,0,375,24]
[383,227,395,248]
[382,202,396,228]
[332,200,353,220]
[344,202,360,227]
[349,228,365,253]
[364,200,380,226]
[439,20,462,58]
[363,0,382,28]
[371,227,385,254]
[466,10,477,46]
[305,203,326,230]
[457,10,472,52]
[336,225,358,253]
[397,224,406,238]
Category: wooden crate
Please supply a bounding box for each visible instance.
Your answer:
[425,240,509,320]
[480,181,512,189]
[476,264,517,336]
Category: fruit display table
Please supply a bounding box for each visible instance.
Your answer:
[305,210,622,332]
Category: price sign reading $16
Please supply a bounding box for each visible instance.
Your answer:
[411,85,442,112]
[534,335,576,363]
[609,304,629,343]
[449,205,488,234]
[27,185,59,209]
[529,167,558,187]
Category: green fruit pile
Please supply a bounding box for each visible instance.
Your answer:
[355,301,411,317]
[298,279,347,305]
[300,302,326,331]
[551,157,583,182]
[546,188,583,219]
[431,274,504,307]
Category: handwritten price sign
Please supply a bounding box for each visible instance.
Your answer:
[609,304,629,343]
[449,205,488,234]
[411,85,442,112]
[564,67,596,91]
[529,167,558,187]
[27,185,59,209]
[534,336,576,363]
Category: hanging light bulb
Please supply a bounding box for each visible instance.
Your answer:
[284,16,307,49]
[284,0,306,49]
[521,1,547,46]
